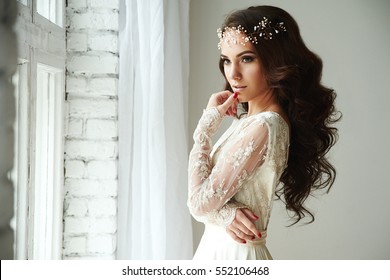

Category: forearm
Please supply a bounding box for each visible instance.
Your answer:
[189,200,248,227]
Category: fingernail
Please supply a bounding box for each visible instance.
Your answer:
[254,215,259,220]
[233,92,238,99]
[258,232,262,238]
[251,236,256,240]
[242,240,246,244]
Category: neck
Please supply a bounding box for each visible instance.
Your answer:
[247,90,277,116]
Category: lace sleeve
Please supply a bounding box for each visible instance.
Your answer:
[187,107,269,227]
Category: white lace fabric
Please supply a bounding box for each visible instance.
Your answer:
[187,107,289,229]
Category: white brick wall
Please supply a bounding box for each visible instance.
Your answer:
[64,0,119,259]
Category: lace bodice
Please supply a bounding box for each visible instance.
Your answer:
[187,107,289,229]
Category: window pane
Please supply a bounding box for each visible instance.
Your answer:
[36,0,63,27]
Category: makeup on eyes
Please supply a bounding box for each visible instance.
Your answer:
[221,51,257,65]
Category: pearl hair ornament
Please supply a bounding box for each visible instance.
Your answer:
[217,16,287,49]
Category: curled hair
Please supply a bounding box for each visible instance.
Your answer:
[218,6,341,225]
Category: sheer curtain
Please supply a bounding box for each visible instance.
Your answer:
[117,0,193,259]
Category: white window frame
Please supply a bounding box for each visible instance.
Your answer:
[13,0,66,260]
[29,54,65,259]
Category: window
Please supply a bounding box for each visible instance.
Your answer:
[36,0,64,27]
[29,63,64,259]
[12,0,66,259]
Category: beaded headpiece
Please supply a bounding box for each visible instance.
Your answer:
[217,16,287,49]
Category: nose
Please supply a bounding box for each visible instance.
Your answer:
[227,62,241,81]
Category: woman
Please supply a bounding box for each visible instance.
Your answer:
[187,5,340,260]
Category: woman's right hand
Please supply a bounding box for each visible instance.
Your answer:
[226,208,262,243]
[206,90,238,117]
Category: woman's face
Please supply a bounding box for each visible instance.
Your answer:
[220,32,269,103]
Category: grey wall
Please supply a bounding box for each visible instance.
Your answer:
[189,0,390,259]
[0,0,17,260]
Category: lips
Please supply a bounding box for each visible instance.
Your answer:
[232,85,246,92]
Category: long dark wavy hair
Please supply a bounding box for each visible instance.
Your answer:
[218,6,341,225]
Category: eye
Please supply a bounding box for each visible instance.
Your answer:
[242,56,254,63]
[221,58,231,65]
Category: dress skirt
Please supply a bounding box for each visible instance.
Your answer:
[193,224,272,260]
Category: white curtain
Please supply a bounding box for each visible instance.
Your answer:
[117,0,193,259]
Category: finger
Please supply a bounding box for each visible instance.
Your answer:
[206,90,232,109]
[232,97,240,116]
[228,218,255,240]
[236,229,255,241]
[217,92,238,115]
[229,100,238,117]
[227,106,235,117]
[240,219,260,238]
[216,90,234,104]
[240,209,262,238]
[236,209,261,238]
[241,208,259,221]
[226,228,246,244]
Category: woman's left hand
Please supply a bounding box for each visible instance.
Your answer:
[226,208,262,244]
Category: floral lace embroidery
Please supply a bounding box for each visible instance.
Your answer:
[230,139,256,169]
[188,109,289,229]
[188,108,277,227]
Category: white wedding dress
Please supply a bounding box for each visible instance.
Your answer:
[188,107,289,260]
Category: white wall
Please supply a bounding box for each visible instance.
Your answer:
[189,0,390,259]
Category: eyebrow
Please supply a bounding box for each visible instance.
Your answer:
[220,50,257,59]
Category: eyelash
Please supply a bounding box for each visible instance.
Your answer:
[242,56,254,63]
[222,58,230,65]
[222,56,254,65]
